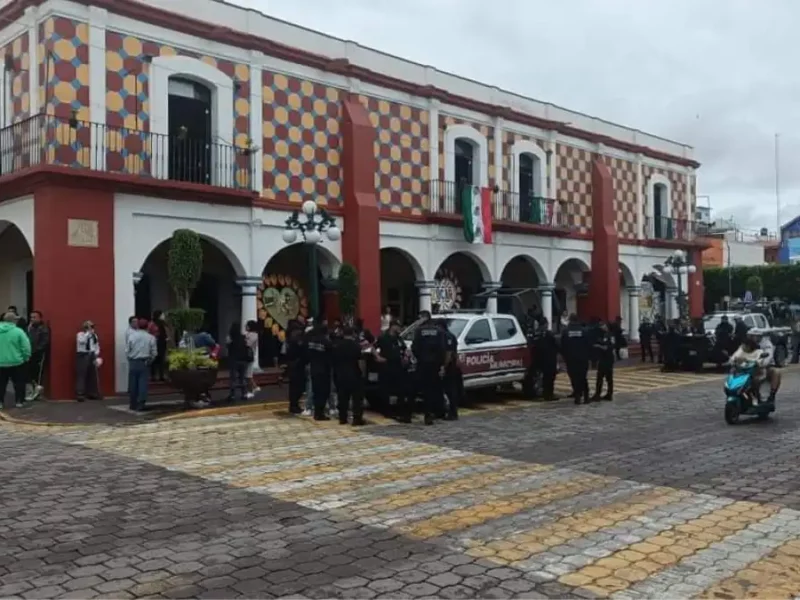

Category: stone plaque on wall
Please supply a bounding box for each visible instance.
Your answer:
[67,219,99,248]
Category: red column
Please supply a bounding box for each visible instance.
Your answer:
[588,158,620,322]
[688,250,704,318]
[341,96,380,333]
[34,185,116,399]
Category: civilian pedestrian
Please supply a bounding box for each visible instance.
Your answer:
[244,320,260,399]
[0,311,31,408]
[75,320,101,401]
[26,310,50,401]
[127,318,157,411]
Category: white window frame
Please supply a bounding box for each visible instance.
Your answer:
[646,172,672,236]
[510,139,546,196]
[443,124,488,188]
[149,54,235,186]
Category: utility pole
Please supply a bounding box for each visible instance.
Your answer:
[775,133,781,234]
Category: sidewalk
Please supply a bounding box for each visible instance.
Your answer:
[1,385,289,427]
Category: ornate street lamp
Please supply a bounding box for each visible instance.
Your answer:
[281,200,340,320]
[662,249,697,320]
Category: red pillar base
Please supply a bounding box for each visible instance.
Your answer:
[588,158,620,322]
[34,185,115,399]
[341,96,380,333]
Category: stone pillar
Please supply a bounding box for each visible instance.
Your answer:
[415,280,434,314]
[666,287,678,320]
[627,286,641,341]
[482,281,502,314]
[589,157,620,322]
[538,284,554,329]
[237,277,261,371]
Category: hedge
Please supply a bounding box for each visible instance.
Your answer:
[704,264,800,311]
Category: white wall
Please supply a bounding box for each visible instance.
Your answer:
[725,240,766,267]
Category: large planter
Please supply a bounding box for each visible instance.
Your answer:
[169,367,218,406]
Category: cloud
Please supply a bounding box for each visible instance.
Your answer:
[236,0,800,230]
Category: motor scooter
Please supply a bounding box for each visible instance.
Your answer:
[723,352,775,425]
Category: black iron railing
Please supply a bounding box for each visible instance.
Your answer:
[644,215,698,242]
[0,114,255,190]
[425,179,573,229]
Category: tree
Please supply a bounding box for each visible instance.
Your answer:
[745,274,764,299]
[338,262,359,323]
[165,229,205,336]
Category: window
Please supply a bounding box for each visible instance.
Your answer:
[492,318,517,341]
[401,317,468,342]
[454,139,474,186]
[743,315,756,329]
[465,318,492,345]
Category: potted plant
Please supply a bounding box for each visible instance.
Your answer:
[68,109,78,128]
[239,137,260,157]
[338,262,358,327]
[164,229,218,406]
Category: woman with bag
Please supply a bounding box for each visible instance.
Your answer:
[226,323,249,403]
[244,320,260,399]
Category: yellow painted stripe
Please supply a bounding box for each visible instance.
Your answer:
[347,464,551,521]
[463,487,687,563]
[560,501,779,596]
[189,436,404,476]
[697,537,800,599]
[228,443,444,488]
[396,473,611,540]
[278,453,498,503]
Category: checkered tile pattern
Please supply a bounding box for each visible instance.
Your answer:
[358,95,429,215]
[3,32,30,123]
[642,165,688,221]
[602,155,638,240]
[38,17,90,167]
[438,114,496,187]
[555,143,593,233]
[262,72,342,207]
[104,31,251,186]
[501,132,547,192]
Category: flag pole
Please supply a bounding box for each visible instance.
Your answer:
[775,133,781,234]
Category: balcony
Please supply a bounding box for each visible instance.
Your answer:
[0,114,254,191]
[426,179,574,231]
[644,216,698,242]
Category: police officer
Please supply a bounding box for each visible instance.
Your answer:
[592,321,614,401]
[654,315,667,363]
[537,318,559,401]
[375,320,411,422]
[561,314,590,404]
[411,310,446,425]
[437,319,462,420]
[306,322,333,421]
[334,326,365,426]
[639,317,654,363]
[284,324,306,415]
[523,314,540,398]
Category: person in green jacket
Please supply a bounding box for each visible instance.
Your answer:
[0,311,32,408]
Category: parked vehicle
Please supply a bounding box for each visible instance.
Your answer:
[703,311,791,367]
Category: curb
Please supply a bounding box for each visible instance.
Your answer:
[0,410,85,428]
[155,401,285,422]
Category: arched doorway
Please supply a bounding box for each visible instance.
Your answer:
[641,268,676,322]
[433,251,488,312]
[259,244,340,365]
[554,258,590,320]
[0,222,33,318]
[168,77,212,184]
[498,255,546,318]
[136,237,241,345]
[619,262,637,336]
[380,248,422,325]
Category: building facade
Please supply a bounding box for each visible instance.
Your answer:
[0,0,704,398]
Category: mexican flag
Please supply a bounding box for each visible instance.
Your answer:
[461,185,493,244]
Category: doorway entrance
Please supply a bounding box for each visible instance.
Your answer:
[168,78,212,185]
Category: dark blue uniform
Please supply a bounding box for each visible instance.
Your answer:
[334,335,365,425]
[375,331,411,420]
[306,328,333,420]
[593,330,614,400]
[561,323,590,404]
[284,332,306,414]
[411,320,447,425]
[442,329,462,420]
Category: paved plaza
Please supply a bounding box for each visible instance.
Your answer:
[3,368,800,598]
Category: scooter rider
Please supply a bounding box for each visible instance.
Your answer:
[731,329,781,404]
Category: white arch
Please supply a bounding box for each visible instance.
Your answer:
[140,233,247,278]
[379,247,424,281]
[554,257,590,287]
[646,172,672,225]
[510,139,547,196]
[618,261,636,287]
[264,243,341,279]
[436,250,491,283]
[0,196,34,252]
[500,254,547,284]
[443,124,489,188]
[150,55,234,185]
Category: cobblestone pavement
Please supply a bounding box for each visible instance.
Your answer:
[3,369,800,598]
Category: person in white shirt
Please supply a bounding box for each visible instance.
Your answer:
[731,329,781,403]
[380,306,392,333]
[76,320,101,401]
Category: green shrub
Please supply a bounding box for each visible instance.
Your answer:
[338,262,359,319]
[167,348,218,372]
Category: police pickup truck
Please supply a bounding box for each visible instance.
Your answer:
[703,311,792,366]
[364,312,530,405]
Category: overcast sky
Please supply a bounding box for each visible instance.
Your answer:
[235,0,799,233]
